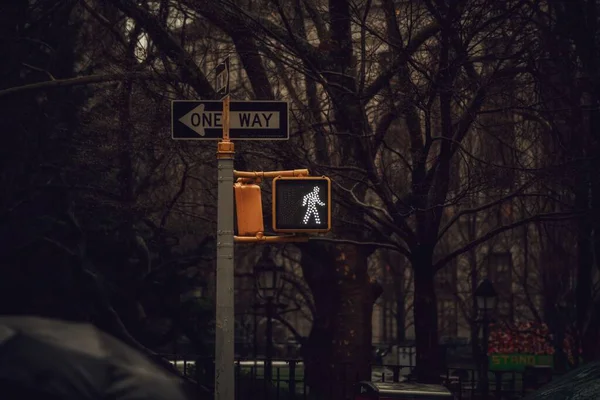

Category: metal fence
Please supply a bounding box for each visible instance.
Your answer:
[166,355,557,400]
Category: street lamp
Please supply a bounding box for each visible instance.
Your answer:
[178,280,207,355]
[175,280,208,379]
[475,279,498,399]
[254,251,285,387]
[180,281,207,303]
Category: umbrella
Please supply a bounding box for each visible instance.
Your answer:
[0,316,189,400]
[523,361,600,400]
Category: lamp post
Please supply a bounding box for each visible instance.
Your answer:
[179,281,209,385]
[180,282,206,303]
[475,279,498,399]
[177,281,207,357]
[254,251,285,386]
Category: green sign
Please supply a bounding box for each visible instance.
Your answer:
[489,354,553,371]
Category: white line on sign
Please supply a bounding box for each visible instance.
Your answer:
[216,69,228,93]
[178,104,280,136]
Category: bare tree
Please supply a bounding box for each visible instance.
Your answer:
[531,0,600,362]
[61,0,581,391]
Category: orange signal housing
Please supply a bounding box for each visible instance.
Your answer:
[234,182,264,236]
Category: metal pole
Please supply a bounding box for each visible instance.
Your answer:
[215,95,235,400]
[265,296,274,385]
[481,314,490,399]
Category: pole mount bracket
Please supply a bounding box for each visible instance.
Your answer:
[217,140,235,158]
[234,234,310,243]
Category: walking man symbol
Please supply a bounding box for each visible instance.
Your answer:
[302,186,325,225]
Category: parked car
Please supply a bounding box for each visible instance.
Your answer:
[355,381,455,399]
[523,361,600,400]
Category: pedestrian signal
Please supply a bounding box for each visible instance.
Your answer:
[272,176,331,233]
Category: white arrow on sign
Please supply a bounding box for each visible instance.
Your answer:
[179,104,281,137]
[178,104,218,137]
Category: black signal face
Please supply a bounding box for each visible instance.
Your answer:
[272,177,331,233]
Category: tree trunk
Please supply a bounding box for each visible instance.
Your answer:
[546,302,569,373]
[411,245,441,383]
[574,106,594,361]
[469,246,479,363]
[466,213,480,362]
[384,250,406,344]
[394,273,406,344]
[584,23,600,360]
[301,243,379,399]
[557,0,600,363]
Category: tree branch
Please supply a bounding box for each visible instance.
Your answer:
[328,0,353,70]
[193,0,274,100]
[80,269,196,385]
[80,0,128,48]
[331,179,413,242]
[437,179,540,240]
[108,0,216,98]
[188,0,325,70]
[373,111,398,152]
[309,236,410,258]
[160,156,190,230]
[301,0,328,42]
[273,314,307,344]
[362,22,440,101]
[0,72,153,99]
[432,212,580,271]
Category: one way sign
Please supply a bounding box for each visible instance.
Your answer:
[171,100,289,140]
